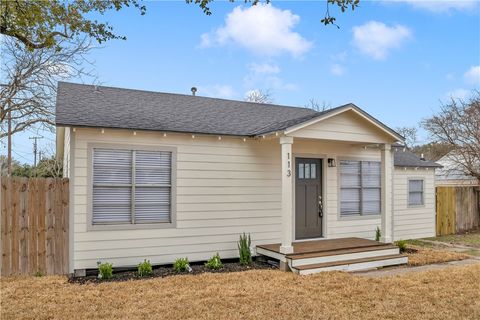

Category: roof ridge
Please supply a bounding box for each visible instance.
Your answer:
[57,81,314,112]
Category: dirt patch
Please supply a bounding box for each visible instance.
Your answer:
[406,245,471,266]
[69,260,275,284]
[2,265,480,320]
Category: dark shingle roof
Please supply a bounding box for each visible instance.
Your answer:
[55,82,329,136]
[393,146,442,168]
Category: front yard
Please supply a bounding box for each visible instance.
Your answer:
[426,229,480,248]
[2,264,480,320]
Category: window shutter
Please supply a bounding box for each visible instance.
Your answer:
[134,151,172,223]
[92,149,132,224]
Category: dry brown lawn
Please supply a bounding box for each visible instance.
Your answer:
[2,264,480,320]
[406,245,471,266]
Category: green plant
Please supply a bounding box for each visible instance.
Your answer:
[395,240,408,253]
[34,271,43,277]
[98,262,113,279]
[205,253,223,270]
[137,259,153,277]
[173,257,190,272]
[238,233,252,265]
[375,227,381,242]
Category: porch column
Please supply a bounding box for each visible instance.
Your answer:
[280,136,294,254]
[380,143,393,243]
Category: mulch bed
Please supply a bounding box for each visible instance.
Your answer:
[69,259,276,284]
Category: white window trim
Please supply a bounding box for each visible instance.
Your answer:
[337,158,382,220]
[408,178,425,208]
[87,143,177,231]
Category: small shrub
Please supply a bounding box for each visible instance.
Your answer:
[34,271,43,277]
[238,233,252,265]
[137,259,153,277]
[396,240,408,253]
[375,227,381,242]
[205,253,223,270]
[173,257,190,272]
[98,262,113,279]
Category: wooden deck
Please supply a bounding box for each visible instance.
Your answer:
[257,237,393,258]
[256,238,407,274]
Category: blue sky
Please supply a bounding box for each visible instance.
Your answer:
[6,0,480,164]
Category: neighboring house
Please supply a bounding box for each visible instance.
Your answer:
[56,82,441,275]
[435,151,479,186]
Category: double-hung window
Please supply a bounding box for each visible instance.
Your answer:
[408,179,424,206]
[340,160,381,216]
[92,147,173,225]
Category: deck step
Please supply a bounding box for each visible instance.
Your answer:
[291,254,408,275]
[287,244,398,259]
[289,246,400,267]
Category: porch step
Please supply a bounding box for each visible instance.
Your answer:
[288,245,400,267]
[291,254,408,275]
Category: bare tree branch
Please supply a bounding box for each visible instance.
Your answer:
[244,89,273,104]
[422,92,480,183]
[0,36,95,140]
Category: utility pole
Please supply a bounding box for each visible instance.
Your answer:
[0,83,12,176]
[7,110,11,176]
[29,136,43,177]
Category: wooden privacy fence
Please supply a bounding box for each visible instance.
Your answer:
[1,177,69,276]
[436,186,480,236]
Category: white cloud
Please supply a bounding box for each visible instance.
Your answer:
[392,0,478,13]
[243,62,297,92]
[352,21,412,60]
[330,64,346,76]
[248,62,280,75]
[445,88,470,100]
[200,4,312,57]
[198,84,236,99]
[464,65,480,85]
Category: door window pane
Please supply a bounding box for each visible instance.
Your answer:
[311,163,316,179]
[305,163,310,178]
[299,163,304,179]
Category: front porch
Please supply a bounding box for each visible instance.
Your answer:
[257,238,407,275]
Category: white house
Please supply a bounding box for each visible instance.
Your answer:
[435,151,479,186]
[56,82,441,275]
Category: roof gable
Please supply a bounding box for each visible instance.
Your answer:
[285,105,403,143]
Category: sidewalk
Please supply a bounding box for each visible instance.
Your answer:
[356,257,480,278]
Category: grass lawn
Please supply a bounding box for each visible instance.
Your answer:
[405,245,471,266]
[2,265,480,320]
[426,230,480,248]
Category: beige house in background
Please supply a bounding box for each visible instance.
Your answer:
[56,82,441,275]
[435,151,479,186]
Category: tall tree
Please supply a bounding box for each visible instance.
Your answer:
[422,92,480,182]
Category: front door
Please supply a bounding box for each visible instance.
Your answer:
[295,158,323,239]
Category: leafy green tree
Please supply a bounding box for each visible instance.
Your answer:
[0,0,146,50]
[1,0,359,51]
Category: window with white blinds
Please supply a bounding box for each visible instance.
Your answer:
[340,160,381,216]
[92,148,172,225]
[408,179,424,206]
